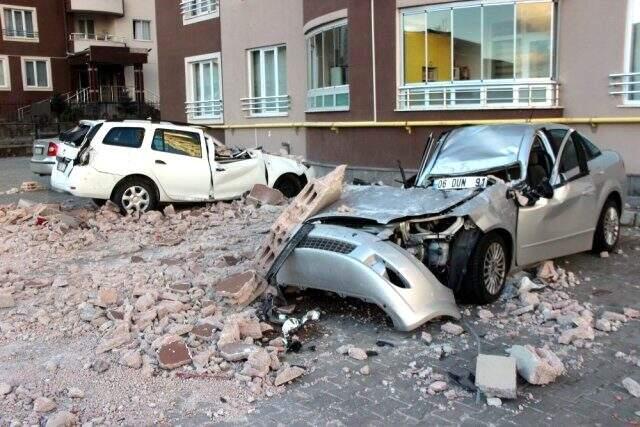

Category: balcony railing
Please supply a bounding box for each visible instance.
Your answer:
[69,33,126,44]
[306,85,350,112]
[2,29,38,39]
[185,99,223,121]
[609,72,640,104]
[397,81,560,111]
[180,0,219,19]
[241,95,290,117]
[68,0,124,16]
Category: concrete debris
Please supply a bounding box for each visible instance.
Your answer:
[348,347,368,361]
[219,343,257,362]
[421,331,433,343]
[537,261,559,282]
[336,344,353,355]
[478,309,494,320]
[274,366,305,386]
[622,377,640,397]
[45,411,77,427]
[158,340,192,369]
[601,311,627,323]
[506,345,565,385]
[0,292,15,308]
[67,387,85,399]
[20,181,42,192]
[486,397,502,407]
[595,319,612,332]
[0,382,12,395]
[33,396,57,413]
[429,381,449,393]
[624,307,640,319]
[359,365,371,375]
[215,271,267,306]
[247,184,286,206]
[558,325,595,345]
[599,251,609,258]
[475,354,517,399]
[441,322,464,336]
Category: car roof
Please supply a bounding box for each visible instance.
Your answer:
[100,120,202,133]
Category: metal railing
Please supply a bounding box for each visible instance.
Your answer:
[185,99,223,120]
[241,95,290,117]
[397,81,560,111]
[2,28,38,39]
[306,85,350,112]
[66,88,90,104]
[69,32,126,44]
[180,0,219,18]
[609,72,640,103]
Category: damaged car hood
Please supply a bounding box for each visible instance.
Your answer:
[311,185,481,224]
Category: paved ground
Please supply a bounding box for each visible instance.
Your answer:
[1,156,639,426]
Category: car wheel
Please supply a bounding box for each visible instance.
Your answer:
[593,199,620,253]
[461,233,508,304]
[112,178,158,214]
[274,174,303,198]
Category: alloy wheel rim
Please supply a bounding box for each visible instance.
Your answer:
[121,186,150,213]
[603,207,619,247]
[483,242,506,295]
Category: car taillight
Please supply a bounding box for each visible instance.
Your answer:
[47,142,58,157]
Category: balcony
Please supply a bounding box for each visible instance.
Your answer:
[241,95,290,117]
[68,0,124,16]
[609,72,640,106]
[397,81,560,111]
[185,99,223,122]
[69,33,126,53]
[180,0,219,21]
[306,85,350,112]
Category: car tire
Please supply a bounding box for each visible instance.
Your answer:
[461,233,508,304]
[92,198,106,207]
[111,178,158,214]
[274,174,303,198]
[592,199,620,253]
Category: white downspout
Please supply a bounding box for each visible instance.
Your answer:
[371,0,377,122]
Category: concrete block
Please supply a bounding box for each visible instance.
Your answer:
[247,184,286,206]
[475,354,517,399]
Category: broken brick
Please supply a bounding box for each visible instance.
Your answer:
[247,184,286,206]
[191,323,216,340]
[219,343,257,362]
[506,345,565,385]
[275,366,305,386]
[158,340,192,370]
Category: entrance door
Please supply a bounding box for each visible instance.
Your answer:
[517,130,597,265]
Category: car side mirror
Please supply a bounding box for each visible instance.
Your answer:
[537,179,554,199]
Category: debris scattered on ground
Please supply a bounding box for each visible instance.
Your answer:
[506,345,565,385]
[622,377,640,397]
[475,354,517,399]
[441,322,464,336]
[247,184,286,207]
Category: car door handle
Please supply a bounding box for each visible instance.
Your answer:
[216,167,225,172]
[155,160,166,165]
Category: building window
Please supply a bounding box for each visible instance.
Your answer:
[399,0,556,110]
[185,53,222,122]
[243,45,288,117]
[180,0,219,24]
[0,55,10,90]
[618,0,640,103]
[2,6,38,41]
[21,57,51,91]
[77,18,95,39]
[306,19,349,112]
[133,19,151,41]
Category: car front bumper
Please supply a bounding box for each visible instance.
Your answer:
[29,158,55,175]
[276,224,460,331]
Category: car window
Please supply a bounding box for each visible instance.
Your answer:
[151,129,202,158]
[572,132,602,160]
[60,124,90,145]
[558,137,588,181]
[84,123,103,145]
[547,129,567,155]
[102,127,145,148]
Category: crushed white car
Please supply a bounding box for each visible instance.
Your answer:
[51,120,311,212]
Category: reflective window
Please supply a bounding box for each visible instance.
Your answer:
[483,4,515,80]
[152,129,202,158]
[249,45,287,115]
[559,139,581,180]
[427,10,451,82]
[572,132,602,160]
[453,7,481,82]
[629,0,640,100]
[102,127,145,149]
[403,13,425,84]
[516,2,552,79]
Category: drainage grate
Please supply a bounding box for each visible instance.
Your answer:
[298,236,356,254]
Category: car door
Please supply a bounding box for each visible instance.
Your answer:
[516,130,597,265]
[212,151,267,200]
[149,128,212,201]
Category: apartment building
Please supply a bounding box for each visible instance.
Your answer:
[0,0,159,121]
[156,0,640,191]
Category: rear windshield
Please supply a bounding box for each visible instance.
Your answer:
[60,124,91,145]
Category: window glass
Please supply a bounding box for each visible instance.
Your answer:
[427,10,451,82]
[188,57,221,118]
[0,59,5,87]
[453,7,481,81]
[403,13,425,84]
[102,127,145,148]
[249,46,287,114]
[36,61,47,86]
[307,23,348,89]
[547,129,567,155]
[483,4,515,80]
[559,139,580,179]
[4,8,36,38]
[516,2,552,79]
[152,129,202,158]
[277,46,287,95]
[133,20,151,41]
[573,132,602,160]
[84,123,103,145]
[629,1,640,100]
[25,62,35,86]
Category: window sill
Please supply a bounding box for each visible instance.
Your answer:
[305,107,350,113]
[3,36,39,43]
[187,116,224,125]
[246,112,289,118]
[394,105,563,112]
[23,86,52,92]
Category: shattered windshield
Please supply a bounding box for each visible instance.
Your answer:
[416,125,532,187]
[60,124,91,145]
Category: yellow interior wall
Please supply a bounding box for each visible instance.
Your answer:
[404,31,452,82]
[404,31,425,83]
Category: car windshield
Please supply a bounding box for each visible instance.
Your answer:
[415,125,533,186]
[60,124,91,145]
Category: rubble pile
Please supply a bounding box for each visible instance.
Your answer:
[0,195,315,424]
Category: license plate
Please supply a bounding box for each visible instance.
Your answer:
[434,176,487,190]
[34,147,43,155]
[57,161,67,172]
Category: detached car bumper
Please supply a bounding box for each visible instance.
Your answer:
[276,224,460,331]
[29,158,55,175]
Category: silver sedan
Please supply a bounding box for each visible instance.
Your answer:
[276,124,626,331]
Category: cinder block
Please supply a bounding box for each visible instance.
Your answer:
[475,354,517,399]
[255,165,347,275]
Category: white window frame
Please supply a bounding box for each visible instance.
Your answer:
[397,0,557,111]
[184,52,223,124]
[21,56,51,91]
[245,44,289,118]
[180,0,219,26]
[305,19,350,112]
[1,4,38,42]
[0,55,10,90]
[621,0,640,106]
[132,19,152,42]
[77,17,95,39]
